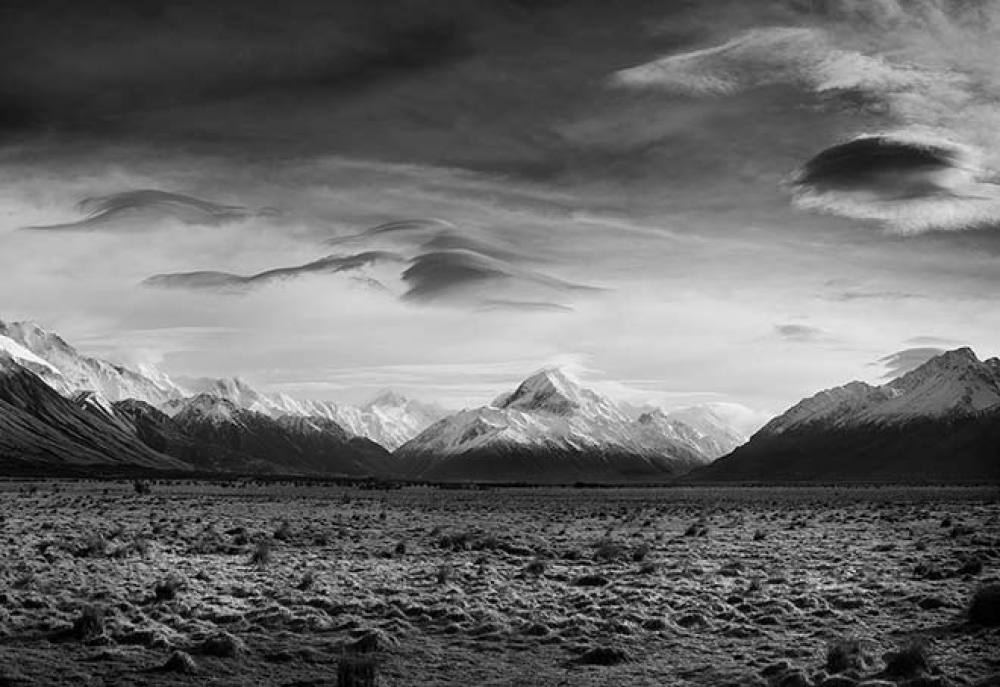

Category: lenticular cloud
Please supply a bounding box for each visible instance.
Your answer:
[791,132,1000,234]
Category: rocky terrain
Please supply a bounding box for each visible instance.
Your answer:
[0,481,997,686]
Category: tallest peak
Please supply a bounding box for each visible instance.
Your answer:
[500,366,592,415]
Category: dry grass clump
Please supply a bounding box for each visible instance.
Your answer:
[631,542,651,562]
[883,641,932,679]
[337,654,379,686]
[577,646,629,666]
[436,563,454,585]
[154,574,186,601]
[684,520,710,537]
[194,631,245,658]
[250,540,272,567]
[74,532,109,558]
[825,638,871,674]
[273,520,292,541]
[593,537,627,562]
[524,558,546,577]
[968,584,1000,626]
[161,650,198,674]
[71,605,104,640]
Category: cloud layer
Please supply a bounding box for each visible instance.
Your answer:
[611,3,1000,233]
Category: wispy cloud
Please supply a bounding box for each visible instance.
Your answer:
[775,323,829,343]
[142,251,398,292]
[24,190,260,231]
[873,346,947,378]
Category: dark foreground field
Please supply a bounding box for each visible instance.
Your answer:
[0,481,998,686]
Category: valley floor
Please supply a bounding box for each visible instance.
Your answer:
[0,481,998,686]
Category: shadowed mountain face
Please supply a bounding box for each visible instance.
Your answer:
[0,355,188,473]
[692,348,1000,483]
[170,395,393,476]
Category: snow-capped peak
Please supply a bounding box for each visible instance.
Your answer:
[870,347,1000,420]
[760,347,1000,437]
[0,334,62,376]
[500,367,614,416]
[0,318,185,404]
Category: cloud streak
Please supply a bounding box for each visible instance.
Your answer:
[143,251,398,292]
[24,190,260,231]
[874,347,947,378]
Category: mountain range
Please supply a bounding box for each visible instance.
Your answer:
[1,316,995,482]
[394,368,737,482]
[695,347,1000,482]
[0,319,443,451]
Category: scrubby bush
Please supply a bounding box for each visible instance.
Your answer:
[883,641,931,678]
[337,654,379,686]
[273,520,292,541]
[71,605,104,640]
[525,558,546,577]
[195,631,245,658]
[436,564,453,585]
[969,584,1000,626]
[684,520,710,537]
[133,480,151,495]
[956,557,984,577]
[593,538,626,561]
[74,532,109,558]
[297,570,316,591]
[250,540,272,567]
[631,542,651,562]
[638,561,659,575]
[825,638,870,674]
[154,574,186,601]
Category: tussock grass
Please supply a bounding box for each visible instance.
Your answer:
[969,584,1000,626]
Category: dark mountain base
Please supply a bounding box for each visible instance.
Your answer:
[691,415,1000,482]
[398,446,702,483]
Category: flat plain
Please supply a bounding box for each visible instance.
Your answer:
[0,481,997,686]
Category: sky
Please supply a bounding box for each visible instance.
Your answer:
[1,0,998,421]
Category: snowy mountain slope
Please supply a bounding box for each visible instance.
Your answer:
[0,333,71,394]
[0,320,185,405]
[395,369,713,482]
[632,404,750,458]
[0,354,188,472]
[693,348,1000,482]
[170,394,392,476]
[172,376,444,449]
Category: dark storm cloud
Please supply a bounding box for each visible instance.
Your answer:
[0,0,478,135]
[24,190,256,231]
[142,251,398,292]
[874,347,947,378]
[775,324,826,343]
[794,136,960,200]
